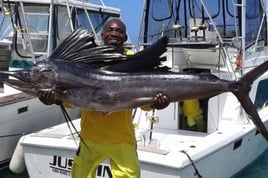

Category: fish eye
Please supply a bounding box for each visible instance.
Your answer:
[22,71,30,79]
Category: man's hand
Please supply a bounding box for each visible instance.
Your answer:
[151,92,170,110]
[38,90,61,105]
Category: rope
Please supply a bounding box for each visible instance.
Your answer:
[59,104,91,153]
[180,150,203,178]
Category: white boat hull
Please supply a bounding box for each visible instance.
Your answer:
[20,106,268,178]
[0,91,80,169]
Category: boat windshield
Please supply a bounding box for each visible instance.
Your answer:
[142,0,266,46]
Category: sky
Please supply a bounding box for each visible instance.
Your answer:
[104,0,144,44]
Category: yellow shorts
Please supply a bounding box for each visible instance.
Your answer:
[187,115,204,131]
[71,140,140,178]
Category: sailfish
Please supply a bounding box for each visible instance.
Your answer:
[1,28,268,141]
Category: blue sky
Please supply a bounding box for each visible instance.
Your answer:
[105,1,143,43]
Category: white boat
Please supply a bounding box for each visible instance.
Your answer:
[12,0,268,177]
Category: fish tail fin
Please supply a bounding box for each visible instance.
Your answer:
[239,60,268,84]
[233,89,268,141]
[232,60,268,141]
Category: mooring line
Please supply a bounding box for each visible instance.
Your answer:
[180,150,203,178]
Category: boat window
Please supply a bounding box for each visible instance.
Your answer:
[225,0,236,18]
[0,10,13,42]
[223,0,239,37]
[188,0,220,20]
[244,0,266,45]
[74,9,119,34]
[56,6,73,43]
[14,5,49,58]
[151,0,172,21]
[254,79,268,110]
[55,6,119,47]
[21,6,49,32]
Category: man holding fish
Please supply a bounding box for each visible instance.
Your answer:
[38,18,170,178]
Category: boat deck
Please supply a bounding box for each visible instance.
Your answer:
[0,83,34,106]
[0,92,33,106]
[136,120,253,168]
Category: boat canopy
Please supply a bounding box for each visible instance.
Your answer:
[140,0,267,47]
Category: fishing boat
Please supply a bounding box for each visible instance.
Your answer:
[10,0,268,177]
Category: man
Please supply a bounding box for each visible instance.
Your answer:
[101,18,129,54]
[39,18,170,178]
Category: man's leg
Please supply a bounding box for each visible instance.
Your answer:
[110,143,140,178]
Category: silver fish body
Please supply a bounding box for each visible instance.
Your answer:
[64,70,232,112]
[5,58,233,112]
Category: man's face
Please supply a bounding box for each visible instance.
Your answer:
[101,20,127,48]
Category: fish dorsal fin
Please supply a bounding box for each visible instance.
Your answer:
[105,36,169,72]
[48,27,169,72]
[49,28,96,61]
[48,27,126,63]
